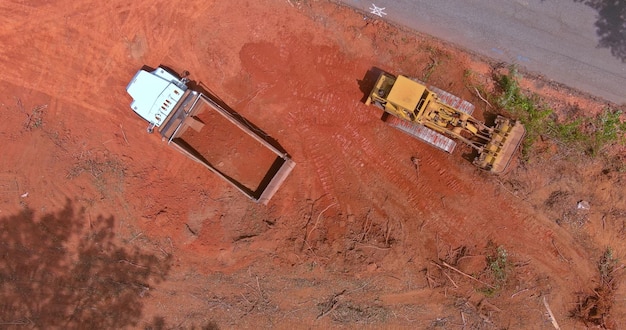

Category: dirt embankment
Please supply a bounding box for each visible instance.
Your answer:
[1,0,624,328]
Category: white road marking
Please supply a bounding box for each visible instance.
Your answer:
[369,3,387,17]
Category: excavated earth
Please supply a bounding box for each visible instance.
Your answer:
[1,0,625,328]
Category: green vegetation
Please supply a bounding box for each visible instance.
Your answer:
[421,45,450,82]
[493,67,553,158]
[588,110,626,156]
[488,245,509,284]
[492,66,626,159]
[479,244,510,297]
[462,68,474,82]
[599,247,618,279]
[422,57,439,82]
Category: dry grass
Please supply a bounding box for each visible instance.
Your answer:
[572,248,622,329]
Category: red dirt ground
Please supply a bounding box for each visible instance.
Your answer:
[1,0,625,328]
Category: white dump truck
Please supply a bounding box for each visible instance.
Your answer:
[126,66,295,205]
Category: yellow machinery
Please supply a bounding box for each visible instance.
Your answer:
[365,72,525,174]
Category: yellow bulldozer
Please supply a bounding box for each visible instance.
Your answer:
[365,71,525,174]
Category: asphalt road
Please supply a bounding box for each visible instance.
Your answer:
[339,0,626,104]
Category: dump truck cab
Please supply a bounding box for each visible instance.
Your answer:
[126,67,189,133]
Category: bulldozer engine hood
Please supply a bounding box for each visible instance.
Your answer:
[387,75,427,112]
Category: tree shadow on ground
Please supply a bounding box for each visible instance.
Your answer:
[574,0,626,62]
[0,199,171,328]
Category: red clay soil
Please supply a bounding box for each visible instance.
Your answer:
[1,0,625,328]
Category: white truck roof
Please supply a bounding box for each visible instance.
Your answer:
[126,68,187,127]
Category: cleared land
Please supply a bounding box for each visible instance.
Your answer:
[0,0,624,328]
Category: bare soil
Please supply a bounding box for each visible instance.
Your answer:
[1,0,625,329]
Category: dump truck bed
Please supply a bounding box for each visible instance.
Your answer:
[158,90,295,205]
[126,67,294,204]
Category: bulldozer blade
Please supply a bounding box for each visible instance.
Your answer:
[474,117,526,174]
[384,114,457,153]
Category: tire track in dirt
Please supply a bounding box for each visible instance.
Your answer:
[417,150,468,192]
[410,154,442,208]
[0,1,39,33]
[411,163,588,284]
[288,107,375,210]
[298,124,337,199]
[363,123,467,212]
[4,0,617,327]
[347,123,420,203]
[0,1,127,117]
[250,37,378,207]
[309,134,359,207]
[354,128,506,249]
[0,0,206,122]
[409,184,583,290]
[328,115,476,241]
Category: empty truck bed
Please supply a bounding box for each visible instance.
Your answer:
[162,92,294,204]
